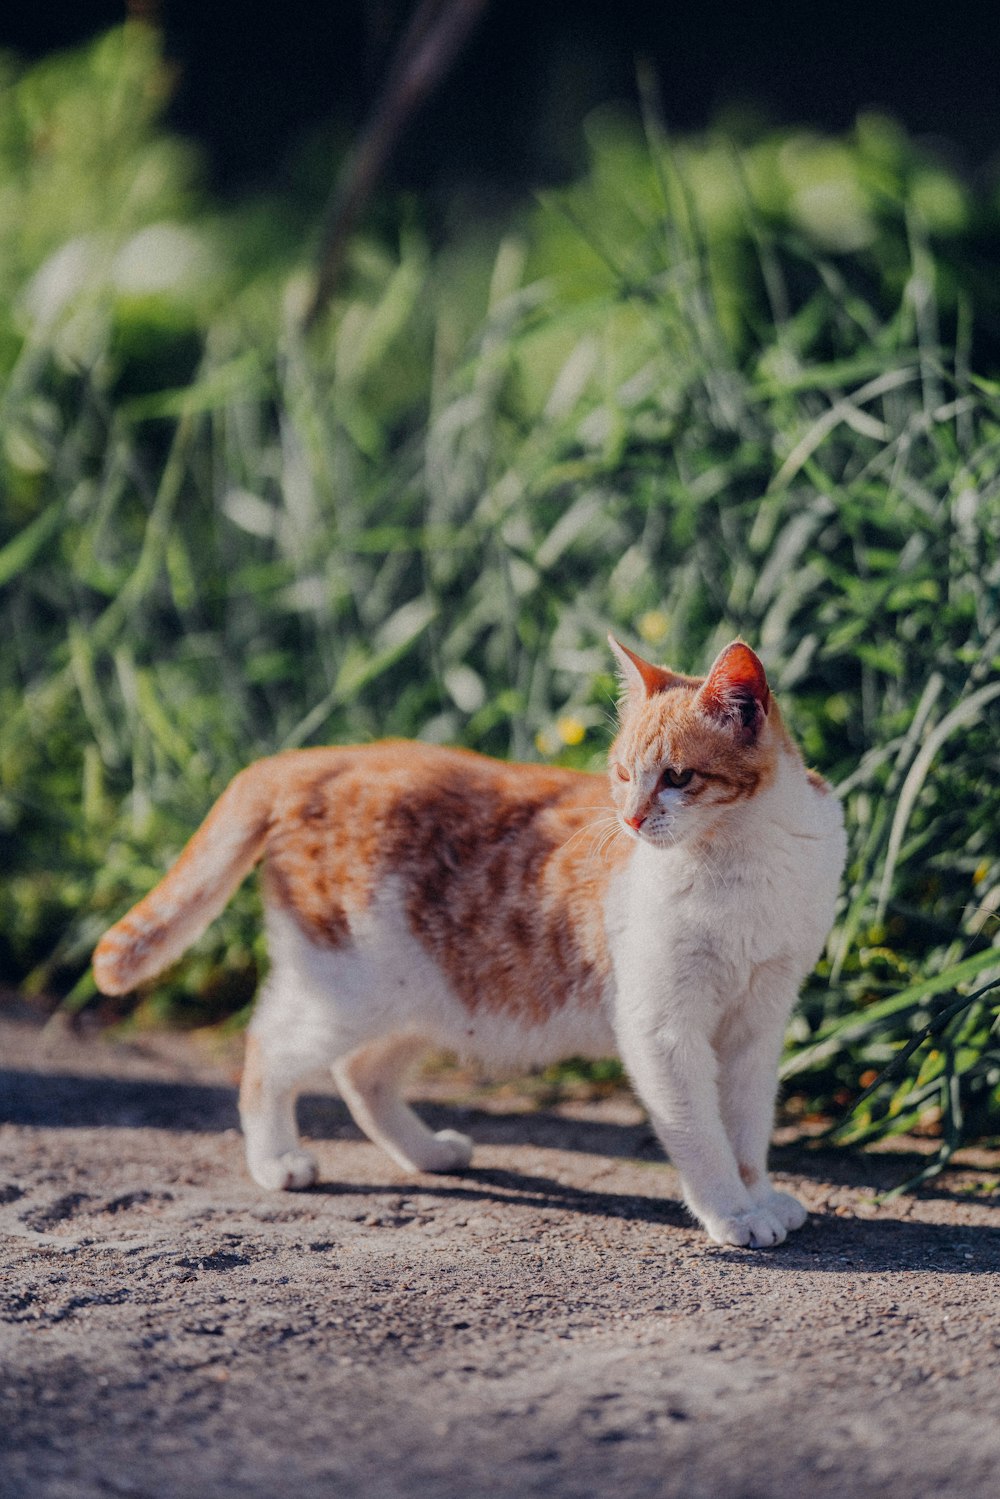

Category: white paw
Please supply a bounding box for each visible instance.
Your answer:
[704,1205,788,1249]
[249,1149,319,1191]
[414,1129,474,1173]
[753,1187,808,1232]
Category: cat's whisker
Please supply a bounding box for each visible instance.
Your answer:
[558,805,627,865]
[572,815,627,865]
[593,821,629,864]
[559,812,620,856]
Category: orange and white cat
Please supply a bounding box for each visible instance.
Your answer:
[94,638,845,1248]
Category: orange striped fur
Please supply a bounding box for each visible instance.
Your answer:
[95,743,627,1011]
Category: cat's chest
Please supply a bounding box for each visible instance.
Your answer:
[607,826,832,978]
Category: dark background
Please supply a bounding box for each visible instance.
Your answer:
[1,1,998,196]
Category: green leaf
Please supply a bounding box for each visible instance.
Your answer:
[782,948,1000,1079]
[0,502,65,588]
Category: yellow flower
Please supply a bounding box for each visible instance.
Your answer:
[557,715,586,747]
[973,860,990,887]
[638,609,669,644]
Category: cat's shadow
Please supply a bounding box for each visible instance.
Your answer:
[299,1090,661,1160]
[0,1065,658,1160]
[305,1166,1000,1274]
[3,1067,998,1263]
[308,1162,691,1232]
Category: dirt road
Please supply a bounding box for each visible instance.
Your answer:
[2,1002,999,1498]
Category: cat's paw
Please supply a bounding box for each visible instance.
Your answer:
[703,1205,788,1249]
[752,1187,808,1232]
[415,1129,474,1174]
[249,1149,319,1192]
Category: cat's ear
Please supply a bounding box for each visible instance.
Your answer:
[608,636,681,703]
[696,642,770,743]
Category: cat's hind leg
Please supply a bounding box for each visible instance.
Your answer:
[239,1029,322,1190]
[333,1034,473,1174]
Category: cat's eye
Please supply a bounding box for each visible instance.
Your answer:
[613,763,630,782]
[659,766,694,790]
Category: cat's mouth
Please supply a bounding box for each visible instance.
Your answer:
[620,815,676,849]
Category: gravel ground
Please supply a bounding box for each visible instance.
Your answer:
[2,1001,1000,1499]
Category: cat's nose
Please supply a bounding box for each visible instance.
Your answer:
[624,812,646,831]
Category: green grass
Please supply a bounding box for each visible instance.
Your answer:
[2,25,999,1178]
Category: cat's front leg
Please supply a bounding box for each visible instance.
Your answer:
[616,1014,791,1248]
[717,981,808,1236]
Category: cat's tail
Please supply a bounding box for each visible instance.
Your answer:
[92,765,273,995]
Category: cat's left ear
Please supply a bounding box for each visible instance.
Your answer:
[697,642,770,744]
[608,636,683,703]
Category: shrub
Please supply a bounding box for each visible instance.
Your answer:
[1,27,998,1175]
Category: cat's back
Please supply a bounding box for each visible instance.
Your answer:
[258,739,609,850]
[258,742,624,1002]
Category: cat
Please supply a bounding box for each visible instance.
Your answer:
[93,636,846,1247]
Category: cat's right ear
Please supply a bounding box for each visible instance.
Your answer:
[608,636,679,704]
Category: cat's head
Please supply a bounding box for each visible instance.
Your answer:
[607,636,778,848]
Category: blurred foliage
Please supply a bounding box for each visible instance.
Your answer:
[1,25,999,1176]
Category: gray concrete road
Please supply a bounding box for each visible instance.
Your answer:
[2,1006,999,1498]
